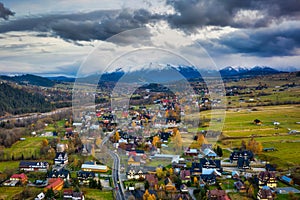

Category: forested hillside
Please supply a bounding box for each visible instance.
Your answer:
[0,83,52,116]
[0,74,55,87]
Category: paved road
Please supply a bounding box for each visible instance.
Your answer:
[100,131,125,200]
[109,150,125,200]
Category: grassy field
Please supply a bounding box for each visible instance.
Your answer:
[0,187,23,200]
[81,189,113,200]
[3,137,50,160]
[194,104,300,170]
[222,105,300,137]
[0,161,20,172]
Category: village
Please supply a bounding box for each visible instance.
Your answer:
[0,76,299,200]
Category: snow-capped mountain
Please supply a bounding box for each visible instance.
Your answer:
[219,66,280,77]
[76,65,285,84]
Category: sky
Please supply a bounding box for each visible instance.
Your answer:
[0,0,300,77]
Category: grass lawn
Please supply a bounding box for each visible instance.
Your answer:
[276,193,300,200]
[258,142,300,169]
[227,192,252,200]
[0,161,20,172]
[3,137,48,160]
[147,159,172,167]
[219,178,236,190]
[0,187,23,199]
[81,188,113,200]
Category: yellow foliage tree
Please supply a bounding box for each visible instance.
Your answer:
[194,176,198,184]
[42,139,48,147]
[197,133,206,146]
[169,168,173,175]
[156,168,165,179]
[115,131,120,142]
[143,189,150,200]
[246,138,263,154]
[152,136,160,147]
[173,129,182,153]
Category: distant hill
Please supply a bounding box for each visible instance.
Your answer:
[46,76,76,82]
[0,83,52,116]
[0,74,55,87]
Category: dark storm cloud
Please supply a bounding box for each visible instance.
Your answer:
[199,23,300,57]
[0,2,15,20]
[0,9,160,42]
[166,0,300,30]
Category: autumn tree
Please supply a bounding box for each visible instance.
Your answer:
[42,139,49,147]
[246,138,263,154]
[114,131,120,143]
[156,167,166,179]
[152,136,160,147]
[193,176,198,184]
[247,184,255,198]
[143,189,150,200]
[173,129,182,153]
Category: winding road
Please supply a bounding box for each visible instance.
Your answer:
[99,131,125,200]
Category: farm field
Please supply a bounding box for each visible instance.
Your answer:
[204,104,300,170]
[2,136,53,161]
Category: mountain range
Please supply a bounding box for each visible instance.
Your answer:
[0,66,292,86]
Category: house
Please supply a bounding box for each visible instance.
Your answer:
[184,148,198,156]
[234,181,246,193]
[280,175,293,185]
[77,170,95,184]
[164,177,176,191]
[230,150,254,162]
[35,192,45,200]
[63,189,85,200]
[201,144,213,152]
[207,189,230,200]
[160,131,171,142]
[54,152,68,165]
[266,164,276,172]
[81,163,108,173]
[191,162,202,176]
[10,173,28,184]
[202,148,217,158]
[254,119,262,125]
[257,186,274,200]
[200,158,222,173]
[172,157,186,168]
[263,147,276,152]
[44,178,64,192]
[128,155,141,166]
[127,167,146,180]
[180,184,189,193]
[258,171,277,188]
[202,168,221,177]
[180,170,191,183]
[145,174,158,188]
[237,157,251,169]
[200,173,216,185]
[48,168,70,181]
[232,171,240,180]
[19,161,49,172]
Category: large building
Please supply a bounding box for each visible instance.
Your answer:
[19,161,49,172]
[54,152,68,165]
[81,162,108,173]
